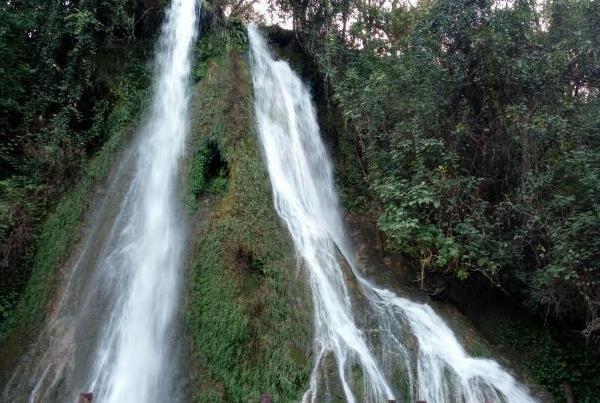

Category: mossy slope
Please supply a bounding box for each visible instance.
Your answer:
[185,29,312,403]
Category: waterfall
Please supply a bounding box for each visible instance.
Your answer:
[248,24,538,403]
[84,0,198,401]
[2,1,199,402]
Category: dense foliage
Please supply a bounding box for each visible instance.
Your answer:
[269,0,599,395]
[0,0,164,342]
[272,0,599,342]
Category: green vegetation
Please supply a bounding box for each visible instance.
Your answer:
[0,0,160,346]
[497,321,600,401]
[194,18,249,82]
[275,0,600,332]
[460,296,600,402]
[187,135,229,212]
[185,22,312,402]
[0,64,152,347]
[270,0,599,398]
[1,0,598,399]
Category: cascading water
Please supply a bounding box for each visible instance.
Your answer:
[85,0,198,401]
[248,24,538,403]
[2,1,199,402]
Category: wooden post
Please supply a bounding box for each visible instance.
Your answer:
[563,383,576,403]
[78,393,93,403]
[260,395,273,403]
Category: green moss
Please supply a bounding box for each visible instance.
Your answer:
[185,42,312,402]
[193,19,248,83]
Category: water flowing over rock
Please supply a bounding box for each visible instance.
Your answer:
[248,24,538,403]
[2,1,199,402]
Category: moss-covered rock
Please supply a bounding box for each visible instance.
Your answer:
[185,29,312,402]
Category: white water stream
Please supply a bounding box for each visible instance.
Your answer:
[2,1,198,402]
[248,24,538,403]
[84,1,198,401]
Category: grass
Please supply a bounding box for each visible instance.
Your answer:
[185,35,312,402]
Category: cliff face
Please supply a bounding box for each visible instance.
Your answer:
[183,25,313,402]
[0,18,313,401]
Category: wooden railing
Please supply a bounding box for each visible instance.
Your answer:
[78,393,93,403]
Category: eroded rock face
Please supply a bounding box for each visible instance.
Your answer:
[345,213,408,282]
